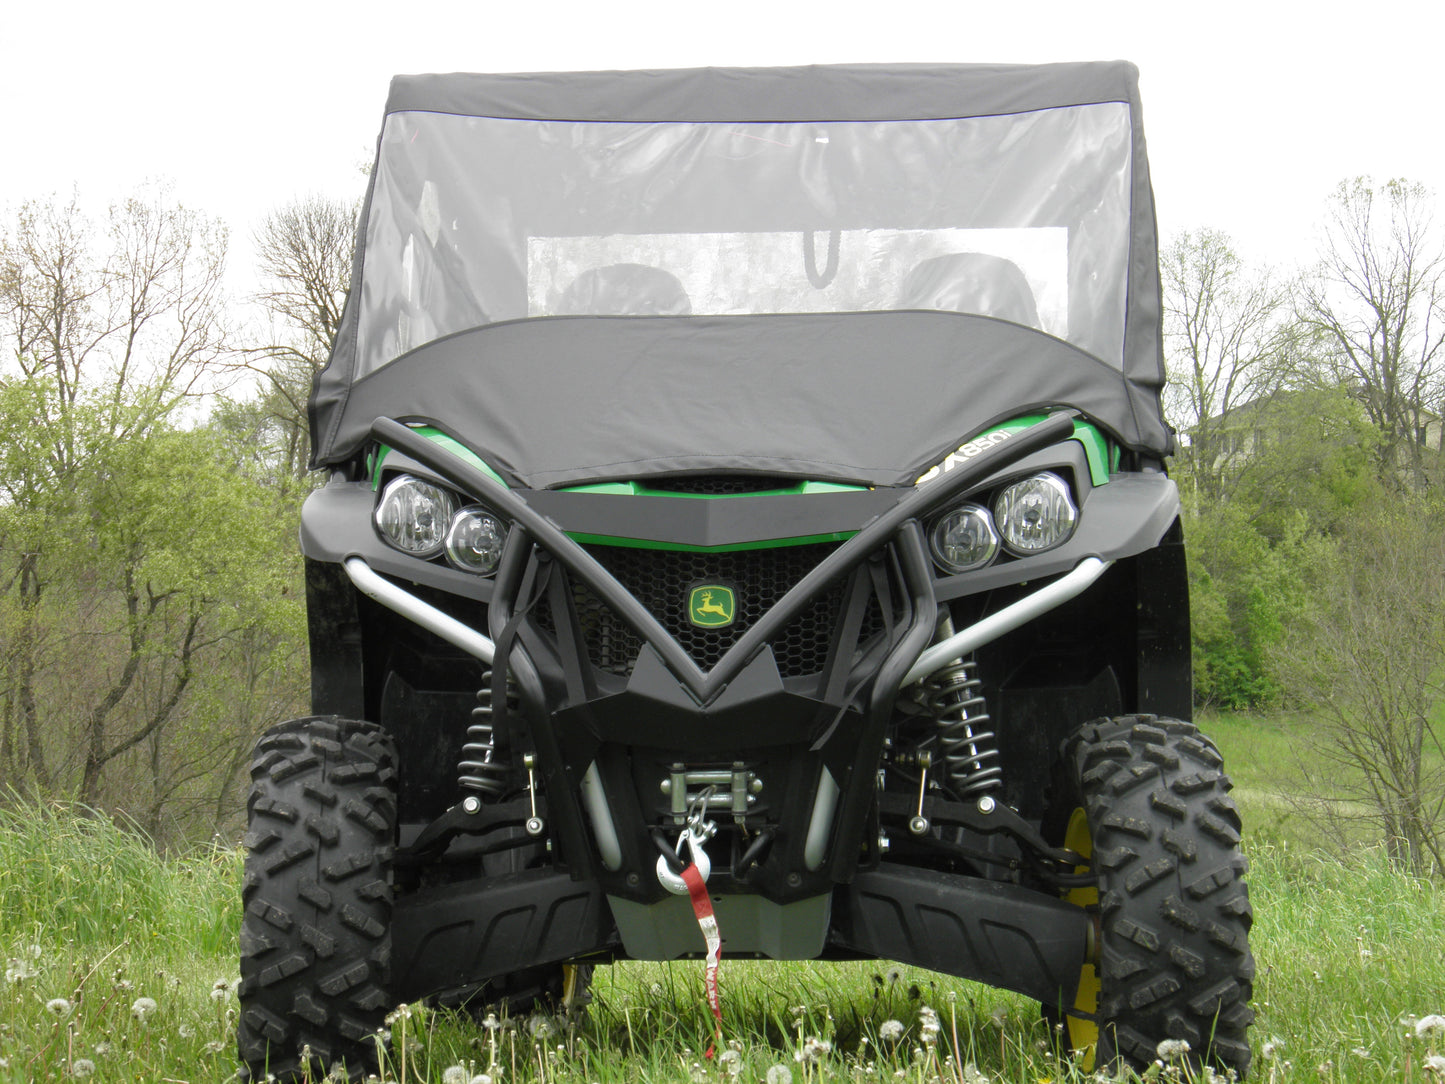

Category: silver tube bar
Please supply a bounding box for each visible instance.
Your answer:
[901,556,1112,687]
[343,556,496,665]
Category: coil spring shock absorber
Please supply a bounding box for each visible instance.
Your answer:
[458,669,509,797]
[927,660,1002,797]
[925,614,1002,798]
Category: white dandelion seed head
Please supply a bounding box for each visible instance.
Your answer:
[879,1019,904,1042]
[765,1065,793,1084]
[1417,1016,1445,1039]
[443,1066,469,1084]
[92,1043,111,1058]
[71,1059,96,1078]
[719,1049,743,1077]
[46,997,72,1016]
[482,1012,501,1031]
[649,982,665,997]
[178,1023,194,1040]
[470,1075,494,1084]
[1156,1038,1191,1062]
[130,996,158,1020]
[1422,1054,1445,1076]
[1261,1037,1284,1061]
[961,1064,989,1084]
[526,1013,555,1039]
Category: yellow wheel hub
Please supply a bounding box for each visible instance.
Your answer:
[1062,806,1101,1068]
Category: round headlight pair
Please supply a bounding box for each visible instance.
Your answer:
[374,475,507,575]
[928,472,1078,573]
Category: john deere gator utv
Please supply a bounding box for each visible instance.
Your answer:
[238,61,1254,1081]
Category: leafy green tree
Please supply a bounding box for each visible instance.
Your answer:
[1,191,307,841]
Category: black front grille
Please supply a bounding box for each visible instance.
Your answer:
[564,542,866,678]
[644,475,792,495]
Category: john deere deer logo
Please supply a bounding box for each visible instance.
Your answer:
[688,585,736,628]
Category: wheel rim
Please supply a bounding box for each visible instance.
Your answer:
[1062,806,1101,1067]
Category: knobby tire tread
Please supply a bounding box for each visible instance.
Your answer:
[238,717,397,1082]
[1064,714,1255,1079]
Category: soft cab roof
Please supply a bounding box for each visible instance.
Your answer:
[311,62,1170,480]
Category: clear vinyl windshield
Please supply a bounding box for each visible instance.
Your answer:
[355,103,1133,378]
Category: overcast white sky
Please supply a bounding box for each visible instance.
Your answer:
[3,0,1442,291]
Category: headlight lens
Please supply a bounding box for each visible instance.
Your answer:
[445,506,507,575]
[993,472,1078,555]
[374,475,455,557]
[929,503,1000,573]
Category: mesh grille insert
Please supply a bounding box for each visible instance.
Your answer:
[557,542,879,678]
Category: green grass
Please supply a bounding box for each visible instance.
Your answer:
[3,734,1445,1083]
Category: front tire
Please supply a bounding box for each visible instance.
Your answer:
[1051,715,1254,1078]
[238,718,398,1082]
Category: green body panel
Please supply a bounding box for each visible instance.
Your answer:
[564,530,857,553]
[563,479,863,498]
[984,416,1112,487]
[373,428,508,490]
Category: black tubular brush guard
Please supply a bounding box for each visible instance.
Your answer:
[368,409,1080,703]
[364,412,1092,1007]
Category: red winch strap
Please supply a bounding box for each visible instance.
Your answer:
[680,863,724,1058]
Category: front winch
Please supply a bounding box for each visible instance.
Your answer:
[656,790,719,894]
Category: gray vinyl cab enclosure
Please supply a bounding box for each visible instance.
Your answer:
[310,61,1171,486]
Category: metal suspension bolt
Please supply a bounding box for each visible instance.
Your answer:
[526,816,546,836]
[908,815,931,836]
[462,796,482,815]
[877,832,891,854]
[976,795,997,815]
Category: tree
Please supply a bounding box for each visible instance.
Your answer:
[1161,229,1292,500]
[1274,496,1445,877]
[243,194,357,482]
[1,189,230,800]
[1297,178,1445,488]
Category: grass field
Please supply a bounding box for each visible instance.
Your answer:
[2,715,1444,1083]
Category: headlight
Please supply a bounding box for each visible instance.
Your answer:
[993,472,1078,555]
[445,506,507,575]
[929,503,999,573]
[374,474,455,557]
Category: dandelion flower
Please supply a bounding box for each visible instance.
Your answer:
[46,997,72,1016]
[879,1019,904,1042]
[470,1076,494,1084]
[1418,1016,1445,1040]
[1156,1038,1191,1062]
[718,1049,743,1077]
[443,1067,469,1084]
[1261,1037,1284,1061]
[71,1059,96,1078]
[765,1066,794,1084]
[884,966,903,985]
[649,982,665,997]
[1423,1054,1445,1076]
[131,996,158,1020]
